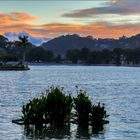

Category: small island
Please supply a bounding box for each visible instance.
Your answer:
[0,35,30,71]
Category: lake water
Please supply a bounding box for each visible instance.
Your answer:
[0,65,140,140]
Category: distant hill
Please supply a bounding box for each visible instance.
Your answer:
[0,33,140,59]
[42,34,98,56]
[42,34,140,56]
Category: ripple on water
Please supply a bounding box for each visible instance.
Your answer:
[0,65,140,140]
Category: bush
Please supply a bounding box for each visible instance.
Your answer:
[20,86,109,129]
[90,103,109,127]
[22,96,47,124]
[73,90,92,126]
[46,87,73,125]
[22,87,73,125]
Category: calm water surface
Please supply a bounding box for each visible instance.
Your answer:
[0,65,140,140]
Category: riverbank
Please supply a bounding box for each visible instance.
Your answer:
[28,62,140,67]
[0,65,30,71]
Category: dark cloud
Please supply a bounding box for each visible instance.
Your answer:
[62,0,140,18]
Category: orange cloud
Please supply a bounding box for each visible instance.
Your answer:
[0,12,38,26]
[36,23,140,39]
[0,12,140,39]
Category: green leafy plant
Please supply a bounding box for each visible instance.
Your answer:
[22,96,47,124]
[90,103,109,127]
[46,87,73,125]
[73,90,92,126]
[22,87,73,125]
[20,86,109,130]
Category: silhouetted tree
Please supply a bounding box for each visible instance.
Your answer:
[45,50,54,62]
[87,51,102,64]
[112,48,123,65]
[125,48,140,64]
[27,47,54,62]
[101,49,112,64]
[66,49,80,63]
[55,54,61,63]
[0,55,18,62]
[80,48,90,61]
[18,35,29,65]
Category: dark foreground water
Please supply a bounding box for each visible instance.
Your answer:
[0,65,140,140]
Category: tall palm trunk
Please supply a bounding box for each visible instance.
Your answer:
[22,47,26,65]
[18,35,28,65]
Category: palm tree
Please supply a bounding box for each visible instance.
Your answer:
[18,35,29,65]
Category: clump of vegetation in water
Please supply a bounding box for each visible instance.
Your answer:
[91,103,109,127]
[22,86,73,125]
[73,90,92,126]
[22,96,47,124]
[73,88,109,128]
[45,87,73,125]
[14,86,109,130]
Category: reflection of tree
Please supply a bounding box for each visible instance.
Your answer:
[92,125,104,135]
[24,124,71,139]
[76,125,91,139]
[76,125,104,139]
[23,123,105,139]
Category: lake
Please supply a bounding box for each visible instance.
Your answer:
[0,65,140,140]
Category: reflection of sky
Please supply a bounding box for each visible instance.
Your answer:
[0,0,140,39]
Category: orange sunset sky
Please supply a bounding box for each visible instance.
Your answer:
[0,0,140,39]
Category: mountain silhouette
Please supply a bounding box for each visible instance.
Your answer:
[42,34,140,55]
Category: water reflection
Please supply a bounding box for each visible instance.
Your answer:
[76,125,92,139]
[76,125,104,139]
[24,124,71,139]
[24,123,105,139]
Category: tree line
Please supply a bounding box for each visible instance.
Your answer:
[0,34,140,65]
[1,46,140,65]
[0,46,54,63]
[66,47,140,65]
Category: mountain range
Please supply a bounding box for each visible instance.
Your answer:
[0,33,140,57]
[42,34,140,56]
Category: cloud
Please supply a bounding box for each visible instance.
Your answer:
[0,12,42,38]
[0,12,38,25]
[27,22,140,39]
[4,32,50,46]
[0,11,140,40]
[62,0,140,18]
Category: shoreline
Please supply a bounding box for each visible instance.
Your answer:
[0,65,30,71]
[28,62,140,67]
